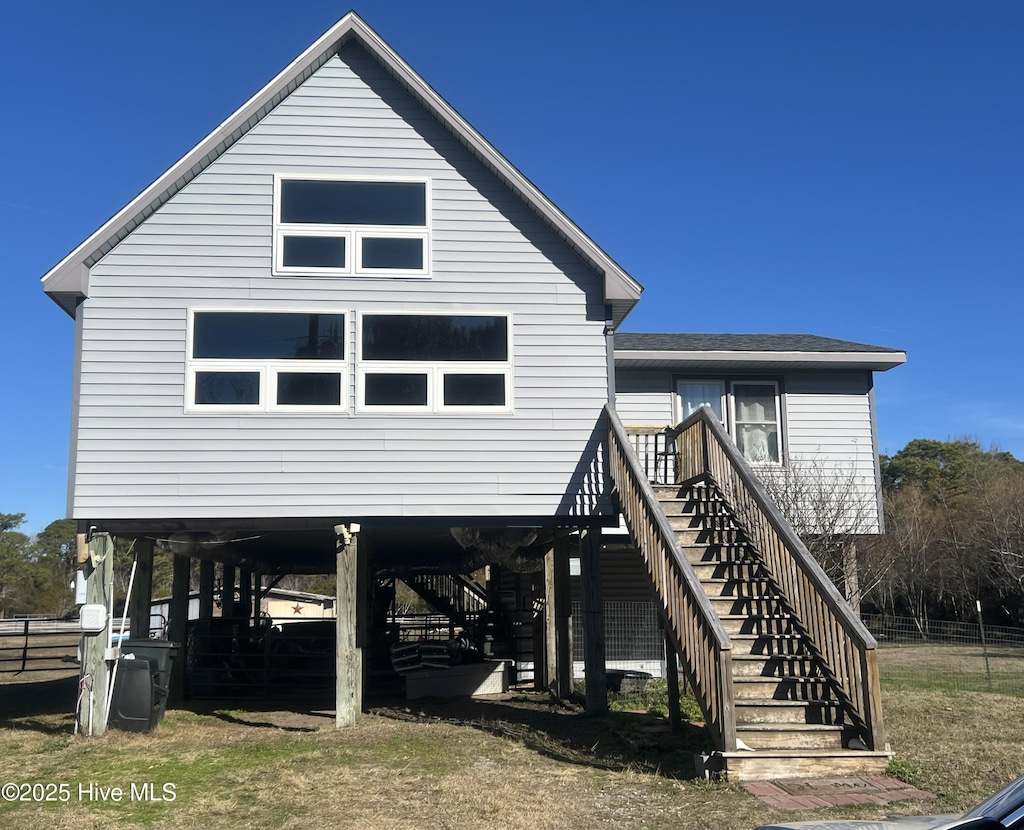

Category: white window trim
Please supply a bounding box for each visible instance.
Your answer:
[729,379,783,465]
[273,174,431,278]
[356,310,513,414]
[186,308,349,414]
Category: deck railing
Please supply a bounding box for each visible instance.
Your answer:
[607,405,737,750]
[669,407,886,750]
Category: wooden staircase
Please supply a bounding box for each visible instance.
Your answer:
[658,482,889,780]
[403,573,488,627]
[606,404,889,781]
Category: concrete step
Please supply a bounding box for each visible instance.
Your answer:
[735,699,844,725]
[720,748,891,782]
[735,723,851,751]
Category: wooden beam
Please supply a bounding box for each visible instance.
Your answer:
[129,537,154,639]
[578,528,607,715]
[336,525,363,727]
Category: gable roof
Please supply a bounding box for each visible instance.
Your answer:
[614,332,907,372]
[40,11,643,322]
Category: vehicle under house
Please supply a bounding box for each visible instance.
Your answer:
[41,12,905,780]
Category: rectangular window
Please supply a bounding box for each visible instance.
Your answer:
[358,312,511,412]
[731,382,781,464]
[274,177,429,276]
[676,378,782,464]
[364,372,430,407]
[677,380,725,422]
[188,311,347,412]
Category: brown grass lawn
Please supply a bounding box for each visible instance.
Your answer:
[1,672,1023,830]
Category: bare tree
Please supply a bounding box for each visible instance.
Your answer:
[757,456,886,615]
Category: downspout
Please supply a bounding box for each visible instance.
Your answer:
[604,305,616,405]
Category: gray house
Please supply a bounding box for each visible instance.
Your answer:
[41,12,904,780]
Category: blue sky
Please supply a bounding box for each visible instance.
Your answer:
[2,1,1022,534]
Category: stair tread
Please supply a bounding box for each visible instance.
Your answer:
[737,723,848,732]
[729,633,804,639]
[731,653,816,661]
[700,577,773,584]
[721,749,890,759]
[736,699,836,706]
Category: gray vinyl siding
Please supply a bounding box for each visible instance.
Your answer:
[613,367,883,533]
[613,371,674,424]
[783,371,881,533]
[72,44,611,522]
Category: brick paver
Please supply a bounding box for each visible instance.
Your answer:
[743,777,937,810]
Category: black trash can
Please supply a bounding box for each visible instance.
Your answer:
[109,657,160,733]
[121,639,179,721]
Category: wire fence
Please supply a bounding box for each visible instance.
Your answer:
[865,614,1024,697]
[568,604,1024,699]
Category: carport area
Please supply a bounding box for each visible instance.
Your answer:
[74,519,609,732]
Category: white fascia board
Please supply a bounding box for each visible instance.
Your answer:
[41,12,643,319]
[614,349,908,370]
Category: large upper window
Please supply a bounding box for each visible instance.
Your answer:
[188,311,347,412]
[274,177,429,276]
[358,313,511,411]
[676,378,781,464]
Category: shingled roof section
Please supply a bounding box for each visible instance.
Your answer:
[615,333,903,354]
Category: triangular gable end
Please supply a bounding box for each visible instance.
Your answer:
[40,11,642,323]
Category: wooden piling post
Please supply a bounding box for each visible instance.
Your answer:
[579,527,607,715]
[167,553,190,704]
[544,531,574,699]
[336,524,363,727]
[129,536,153,639]
[78,532,113,736]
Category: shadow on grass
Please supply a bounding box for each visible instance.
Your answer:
[1,675,79,733]
[3,676,715,780]
[185,699,334,733]
[368,692,716,781]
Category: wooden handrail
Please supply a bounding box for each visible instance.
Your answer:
[607,405,737,751]
[669,407,886,750]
